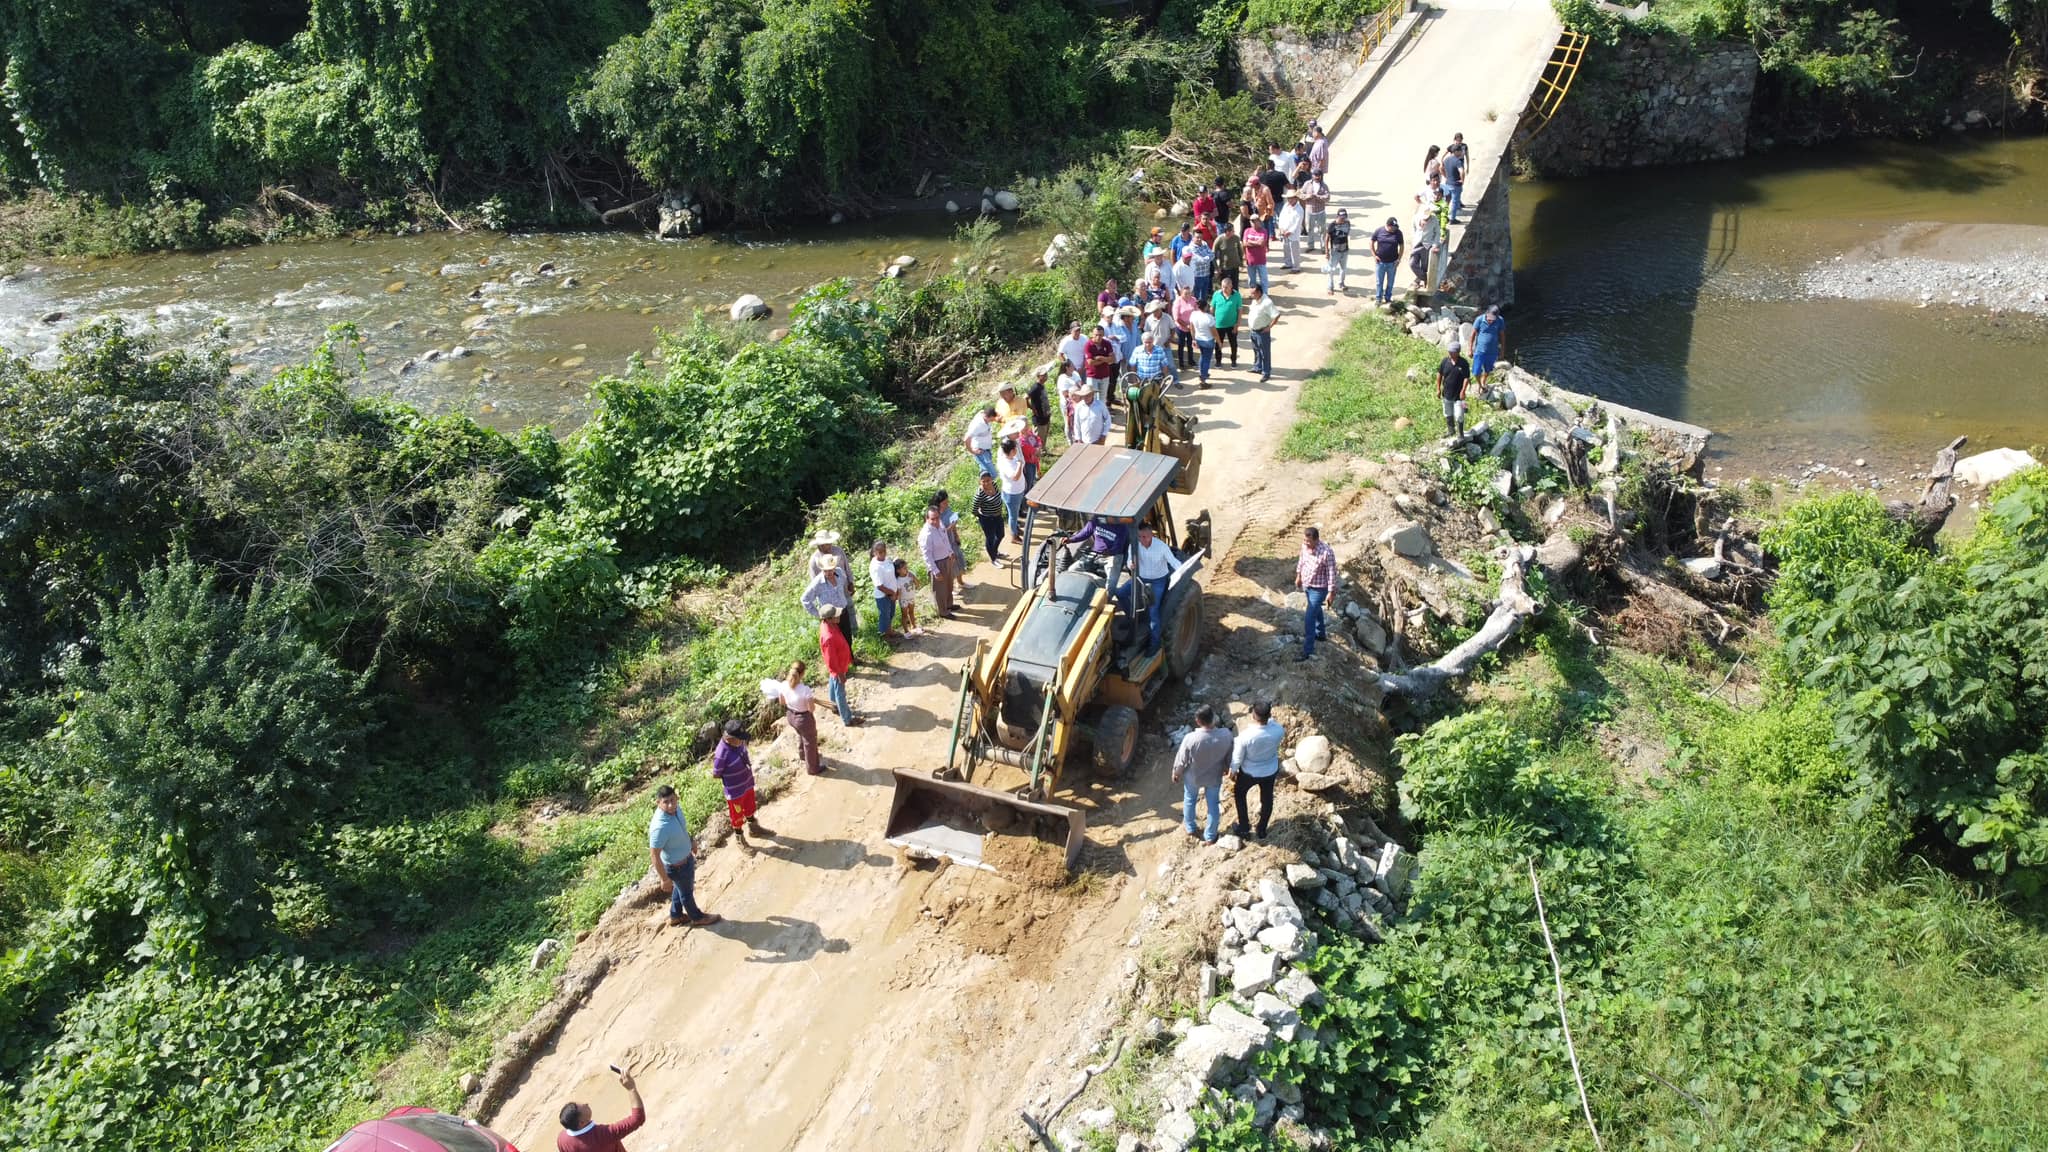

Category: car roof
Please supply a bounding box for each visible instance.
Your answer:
[1027,445,1179,523]
[324,1109,513,1152]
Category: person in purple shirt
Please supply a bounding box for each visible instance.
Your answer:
[712,718,772,853]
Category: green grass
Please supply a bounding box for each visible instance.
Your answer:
[1282,313,1447,461]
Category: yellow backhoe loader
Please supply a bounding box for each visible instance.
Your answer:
[884,397,1210,873]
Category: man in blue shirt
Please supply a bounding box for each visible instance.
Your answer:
[1131,332,1172,388]
[649,785,720,928]
[1469,303,1506,385]
[1229,701,1285,841]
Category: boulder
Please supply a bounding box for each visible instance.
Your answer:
[530,937,561,971]
[1250,992,1298,1027]
[459,1072,482,1095]
[1077,1107,1116,1130]
[1332,836,1363,873]
[39,310,67,324]
[1683,556,1724,580]
[1295,771,1340,793]
[893,254,918,268]
[993,190,1022,211]
[1956,448,2038,488]
[1216,834,1244,853]
[1294,734,1332,774]
[1229,906,1262,938]
[1256,923,1304,959]
[1285,863,1324,890]
[1208,1000,1270,1039]
[945,200,961,214]
[1116,1135,1146,1152]
[1274,970,1321,1007]
[1352,612,1388,655]
[1042,232,1073,269]
[1377,521,1433,559]
[1169,200,1189,217]
[1491,470,1516,502]
[1198,962,1218,1000]
[882,265,905,279]
[1256,877,1299,915]
[1225,888,1253,908]
[729,294,771,322]
[1512,427,1548,486]
[1153,1110,1199,1152]
[1173,1024,1261,1086]
[1373,842,1417,900]
[1231,949,1280,995]
[980,197,997,215]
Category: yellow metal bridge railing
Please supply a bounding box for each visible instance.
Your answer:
[1356,2,1405,64]
[1525,29,1590,135]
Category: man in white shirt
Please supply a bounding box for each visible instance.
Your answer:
[1072,381,1109,445]
[1171,248,1198,297]
[1056,362,1082,441]
[1276,192,1304,271]
[1411,194,1442,293]
[962,404,996,478]
[995,437,1029,542]
[1057,322,1089,377]
[1245,284,1280,384]
[1130,521,1177,654]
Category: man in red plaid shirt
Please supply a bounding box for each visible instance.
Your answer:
[1295,525,1337,661]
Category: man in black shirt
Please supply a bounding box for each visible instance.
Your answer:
[1369,217,1404,305]
[1442,145,1468,225]
[1324,208,1352,294]
[1258,165,1290,230]
[1437,346,1471,438]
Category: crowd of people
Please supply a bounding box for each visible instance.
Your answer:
[624,118,1507,968]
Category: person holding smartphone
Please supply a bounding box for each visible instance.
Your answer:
[557,1062,644,1152]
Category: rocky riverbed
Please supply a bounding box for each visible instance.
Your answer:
[1800,221,2048,316]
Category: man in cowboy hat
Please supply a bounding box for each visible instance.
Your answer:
[1072,380,1109,446]
[994,379,1031,424]
[805,529,857,636]
[800,547,853,631]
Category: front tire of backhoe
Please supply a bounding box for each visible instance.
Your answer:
[1091,706,1140,778]
[1165,583,1205,681]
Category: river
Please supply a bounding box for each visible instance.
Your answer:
[0,213,1050,432]
[1511,135,2048,480]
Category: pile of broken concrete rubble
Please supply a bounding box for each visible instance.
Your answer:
[1142,815,1416,1152]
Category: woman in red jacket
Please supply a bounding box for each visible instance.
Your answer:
[819,606,861,726]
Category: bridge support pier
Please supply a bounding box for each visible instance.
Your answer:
[1446,167,1514,308]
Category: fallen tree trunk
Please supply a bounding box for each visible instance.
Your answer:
[1379,544,1540,699]
[600,192,662,224]
[1885,435,1966,549]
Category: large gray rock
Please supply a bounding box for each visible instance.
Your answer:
[1513,427,1548,486]
[729,294,770,322]
[1174,1024,1261,1085]
[1353,611,1389,655]
[1274,969,1321,1007]
[1231,949,1280,995]
[1256,877,1299,914]
[1285,863,1324,890]
[993,189,1022,211]
[1294,734,1332,774]
[1377,520,1433,559]
[1956,448,2038,487]
[1229,906,1263,938]
[1153,1110,1198,1152]
[1256,923,1304,959]
[1374,842,1417,900]
[1208,1000,1271,1039]
[1250,991,1299,1027]
[1116,1135,1146,1152]
[1198,963,1218,1001]
[529,937,561,971]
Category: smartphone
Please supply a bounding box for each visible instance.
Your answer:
[608,1063,623,1075]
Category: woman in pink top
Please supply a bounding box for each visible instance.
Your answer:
[762,659,823,774]
[1171,287,1198,370]
[1242,219,1270,293]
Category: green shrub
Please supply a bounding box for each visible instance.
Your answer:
[1760,489,1922,617]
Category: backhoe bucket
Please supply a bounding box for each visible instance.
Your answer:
[884,769,1086,873]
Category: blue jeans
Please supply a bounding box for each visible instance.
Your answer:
[665,857,705,921]
[1247,263,1269,292]
[1375,260,1396,302]
[1196,339,1215,382]
[875,594,895,636]
[828,673,854,724]
[973,449,994,478]
[1183,778,1222,840]
[1144,575,1168,653]
[1001,490,1024,539]
[1195,274,1212,304]
[1303,586,1329,657]
[1326,250,1348,292]
[1250,328,1272,378]
[1445,181,1463,222]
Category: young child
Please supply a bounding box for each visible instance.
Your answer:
[711,717,771,853]
[892,558,924,637]
[972,473,1008,566]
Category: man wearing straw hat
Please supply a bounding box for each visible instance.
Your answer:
[1072,380,1109,446]
[800,548,853,635]
[806,529,857,636]
[994,379,1031,425]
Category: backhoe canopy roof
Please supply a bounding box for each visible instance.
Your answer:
[1026,445,1180,523]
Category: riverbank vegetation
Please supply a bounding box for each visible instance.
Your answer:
[0,0,1232,256]
[0,156,1160,1145]
[1559,0,2047,140]
[1188,314,2048,1151]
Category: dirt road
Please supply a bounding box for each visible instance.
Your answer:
[487,110,1420,1152]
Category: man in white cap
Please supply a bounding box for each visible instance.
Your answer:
[806,529,857,636]
[1072,380,1109,446]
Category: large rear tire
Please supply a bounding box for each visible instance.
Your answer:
[1165,583,1205,681]
[1090,705,1140,778]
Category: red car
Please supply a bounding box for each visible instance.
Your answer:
[324,1107,522,1152]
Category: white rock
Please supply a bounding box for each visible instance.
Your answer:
[1042,232,1072,269]
[1225,889,1252,908]
[1256,877,1298,915]
[1377,521,1433,559]
[993,190,1022,212]
[1231,949,1280,995]
[945,200,961,214]
[1116,1135,1146,1152]
[1229,906,1262,937]
[1208,1001,1270,1038]
[881,265,904,279]
[1077,1107,1116,1130]
[729,294,770,321]
[1353,612,1388,655]
[893,254,918,268]
[1198,962,1218,1000]
[1274,969,1321,1007]
[1683,556,1724,580]
[1250,991,1298,1026]
[530,937,561,971]
[1956,448,2038,488]
[1333,837,1362,873]
[1256,923,1304,959]
[1153,1110,1199,1152]
[1374,842,1416,900]
[1216,834,1244,853]
[459,1072,482,1095]
[1222,926,1244,948]
[1294,735,1332,774]
[980,197,997,215]
[1965,108,1987,125]
[1285,863,1324,890]
[1173,1024,1260,1086]
[1169,200,1189,217]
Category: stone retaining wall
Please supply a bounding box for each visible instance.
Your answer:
[1234,23,1364,106]
[1515,35,1756,175]
[1445,173,1513,307]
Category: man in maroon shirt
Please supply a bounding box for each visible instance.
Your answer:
[1084,324,1117,387]
[557,1064,645,1152]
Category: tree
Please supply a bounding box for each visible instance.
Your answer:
[64,558,368,941]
